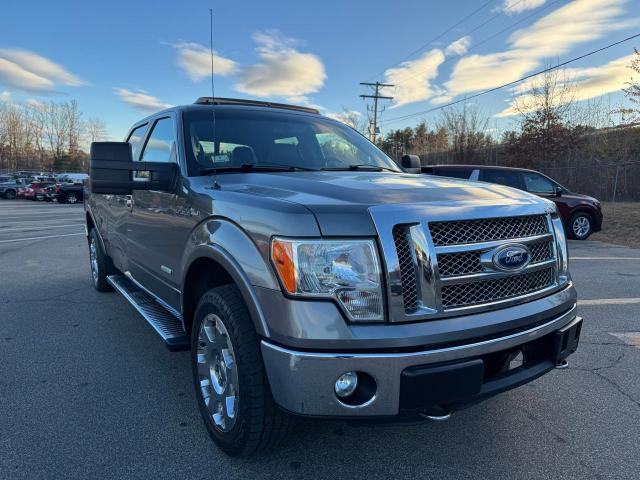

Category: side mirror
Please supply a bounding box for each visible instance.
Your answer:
[89,142,177,194]
[401,154,421,173]
[554,186,563,197]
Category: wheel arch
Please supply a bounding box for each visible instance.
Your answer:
[180,220,276,338]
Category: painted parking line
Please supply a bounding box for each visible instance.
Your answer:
[0,223,85,232]
[571,257,640,260]
[579,298,640,306]
[0,232,85,244]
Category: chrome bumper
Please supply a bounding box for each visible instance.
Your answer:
[262,304,578,417]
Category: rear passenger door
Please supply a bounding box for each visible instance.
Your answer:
[125,114,188,309]
[101,122,148,271]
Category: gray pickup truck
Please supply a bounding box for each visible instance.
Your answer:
[85,97,582,456]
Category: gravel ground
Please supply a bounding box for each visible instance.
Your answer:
[1,200,639,480]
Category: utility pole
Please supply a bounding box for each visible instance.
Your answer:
[360,82,394,143]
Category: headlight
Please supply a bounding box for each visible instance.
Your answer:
[550,214,570,284]
[271,238,384,322]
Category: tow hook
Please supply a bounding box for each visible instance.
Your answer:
[555,358,569,369]
[419,406,452,422]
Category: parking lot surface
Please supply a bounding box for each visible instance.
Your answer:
[1,200,639,480]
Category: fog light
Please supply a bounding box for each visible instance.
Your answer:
[334,371,358,398]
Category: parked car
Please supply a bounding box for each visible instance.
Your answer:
[421,165,602,240]
[16,184,33,199]
[46,182,84,204]
[0,176,21,199]
[86,97,582,456]
[23,181,55,200]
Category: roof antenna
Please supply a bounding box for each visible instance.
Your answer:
[209,8,220,189]
[214,8,216,98]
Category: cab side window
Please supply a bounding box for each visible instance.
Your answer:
[522,171,555,194]
[141,117,177,163]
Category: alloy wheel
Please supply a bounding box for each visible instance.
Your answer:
[89,238,99,284]
[196,314,239,432]
[572,216,590,238]
[67,193,78,204]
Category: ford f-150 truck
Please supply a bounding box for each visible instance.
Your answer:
[85,97,582,456]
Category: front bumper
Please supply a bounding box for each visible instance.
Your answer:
[262,305,581,417]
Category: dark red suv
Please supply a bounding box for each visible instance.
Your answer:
[423,165,603,240]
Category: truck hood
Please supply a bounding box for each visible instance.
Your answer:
[214,171,552,236]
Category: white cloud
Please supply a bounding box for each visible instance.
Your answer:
[443,0,634,101]
[384,49,446,107]
[501,0,547,15]
[114,88,172,113]
[0,48,84,93]
[235,30,326,100]
[445,36,471,56]
[0,90,11,101]
[172,42,238,82]
[496,54,636,117]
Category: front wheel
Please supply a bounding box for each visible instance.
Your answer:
[4,189,16,200]
[191,285,293,456]
[66,192,79,204]
[569,212,592,240]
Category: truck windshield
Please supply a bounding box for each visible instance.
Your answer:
[182,108,402,175]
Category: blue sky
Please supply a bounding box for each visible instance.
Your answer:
[1,0,639,141]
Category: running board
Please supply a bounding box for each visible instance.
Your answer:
[107,274,190,351]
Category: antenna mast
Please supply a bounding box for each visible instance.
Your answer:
[209,8,215,99]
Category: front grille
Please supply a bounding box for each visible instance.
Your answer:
[438,251,483,277]
[437,239,554,277]
[441,267,555,309]
[429,215,548,246]
[392,225,419,312]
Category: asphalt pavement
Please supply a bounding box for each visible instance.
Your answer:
[1,199,639,480]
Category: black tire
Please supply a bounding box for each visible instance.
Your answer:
[66,192,79,204]
[569,212,593,240]
[88,228,114,292]
[4,189,16,200]
[191,285,293,456]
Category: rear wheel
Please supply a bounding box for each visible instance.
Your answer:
[4,189,16,200]
[66,192,79,204]
[569,212,592,240]
[89,229,114,292]
[191,285,293,456]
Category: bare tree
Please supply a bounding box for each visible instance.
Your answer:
[85,117,108,144]
[621,48,640,124]
[438,103,493,163]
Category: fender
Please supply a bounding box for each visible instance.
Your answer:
[180,219,281,337]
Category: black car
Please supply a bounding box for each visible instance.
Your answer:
[46,182,84,204]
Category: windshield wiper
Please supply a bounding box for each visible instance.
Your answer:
[321,164,399,173]
[200,162,317,175]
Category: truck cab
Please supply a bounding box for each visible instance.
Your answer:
[85,98,582,456]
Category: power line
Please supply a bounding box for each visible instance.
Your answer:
[360,82,394,142]
[365,0,497,81]
[391,0,564,89]
[380,32,640,126]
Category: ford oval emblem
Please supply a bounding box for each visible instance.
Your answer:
[492,244,531,272]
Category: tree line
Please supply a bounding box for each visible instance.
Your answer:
[0,99,107,174]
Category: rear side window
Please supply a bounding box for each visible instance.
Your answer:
[431,168,473,180]
[522,171,555,193]
[480,170,522,189]
[127,123,148,160]
[141,117,177,163]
